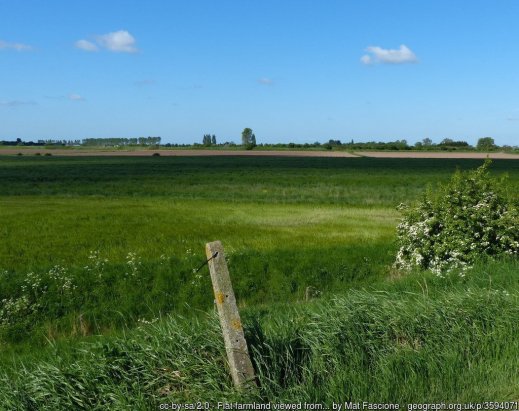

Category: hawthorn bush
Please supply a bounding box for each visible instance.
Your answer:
[395,160,519,276]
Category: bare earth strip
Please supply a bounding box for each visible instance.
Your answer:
[0,149,359,157]
[356,151,519,159]
[0,148,517,159]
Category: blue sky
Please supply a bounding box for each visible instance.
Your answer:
[1,0,518,146]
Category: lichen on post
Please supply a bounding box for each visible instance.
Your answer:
[205,241,256,389]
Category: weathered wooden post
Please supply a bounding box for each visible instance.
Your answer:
[205,241,256,389]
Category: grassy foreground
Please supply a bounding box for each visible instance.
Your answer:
[1,259,518,407]
[0,156,518,406]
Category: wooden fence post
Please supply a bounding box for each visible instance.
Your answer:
[205,241,256,389]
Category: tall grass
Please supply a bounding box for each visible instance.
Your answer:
[1,260,517,408]
[0,199,397,344]
[0,198,397,273]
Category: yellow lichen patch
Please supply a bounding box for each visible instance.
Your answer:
[215,292,225,304]
[231,318,242,330]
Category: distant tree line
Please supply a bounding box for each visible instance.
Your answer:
[0,137,161,147]
[81,137,161,147]
[266,136,514,152]
[2,135,517,152]
[197,129,256,149]
[0,138,43,146]
[0,138,82,146]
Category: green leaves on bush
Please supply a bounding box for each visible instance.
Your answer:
[395,160,519,276]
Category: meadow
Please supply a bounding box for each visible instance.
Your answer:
[0,155,518,407]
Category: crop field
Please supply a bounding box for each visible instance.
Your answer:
[0,155,518,407]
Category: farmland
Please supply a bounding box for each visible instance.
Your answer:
[0,155,518,407]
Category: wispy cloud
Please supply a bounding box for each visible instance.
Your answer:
[68,94,85,101]
[75,39,98,52]
[361,44,417,65]
[76,30,138,53]
[0,40,33,51]
[258,77,274,85]
[0,100,37,107]
[134,79,155,86]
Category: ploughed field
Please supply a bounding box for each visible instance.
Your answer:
[1,147,519,159]
[0,155,518,406]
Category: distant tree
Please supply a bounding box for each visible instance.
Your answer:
[422,138,433,146]
[211,134,217,145]
[477,137,497,151]
[241,128,252,145]
[202,134,212,146]
[397,139,409,149]
[241,128,256,149]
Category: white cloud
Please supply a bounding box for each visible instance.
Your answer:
[361,44,417,65]
[96,30,137,53]
[360,55,372,65]
[68,94,85,101]
[0,40,32,51]
[258,77,274,85]
[75,39,98,52]
[76,30,138,53]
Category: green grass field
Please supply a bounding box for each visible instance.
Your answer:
[0,155,518,407]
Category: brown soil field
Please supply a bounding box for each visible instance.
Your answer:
[0,149,359,157]
[356,151,519,159]
[0,148,517,159]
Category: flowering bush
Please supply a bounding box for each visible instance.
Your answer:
[395,160,519,276]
